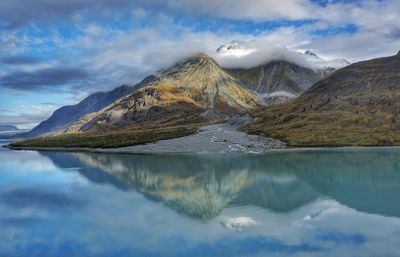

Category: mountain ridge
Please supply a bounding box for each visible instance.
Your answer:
[248,52,400,146]
[18,75,158,138]
[65,53,263,134]
[19,51,333,139]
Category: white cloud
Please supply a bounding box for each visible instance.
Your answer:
[213,43,312,69]
[131,8,147,20]
[1,0,400,127]
[163,0,314,20]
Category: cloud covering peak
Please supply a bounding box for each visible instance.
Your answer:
[212,41,312,69]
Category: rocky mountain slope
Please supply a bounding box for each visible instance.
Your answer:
[19,75,158,138]
[248,51,400,146]
[227,61,322,105]
[216,42,349,104]
[67,53,262,134]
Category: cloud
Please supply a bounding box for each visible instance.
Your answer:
[0,55,43,65]
[1,1,399,95]
[0,67,90,90]
[0,0,315,29]
[212,41,312,69]
[0,102,63,129]
[388,27,400,40]
[0,113,52,128]
[0,0,137,28]
[162,0,314,20]
[0,0,399,34]
[0,187,86,210]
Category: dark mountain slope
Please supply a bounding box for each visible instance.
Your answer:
[19,75,158,138]
[248,52,400,146]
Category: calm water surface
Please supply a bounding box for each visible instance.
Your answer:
[1,142,400,257]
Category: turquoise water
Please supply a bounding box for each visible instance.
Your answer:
[1,143,400,257]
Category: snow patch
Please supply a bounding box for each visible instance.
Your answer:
[220,216,258,232]
[263,90,297,99]
[217,41,257,58]
[301,50,350,70]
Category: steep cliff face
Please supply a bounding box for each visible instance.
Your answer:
[67,54,263,133]
[249,52,400,146]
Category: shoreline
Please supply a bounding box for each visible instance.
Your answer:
[5,124,286,154]
[5,123,400,155]
[6,144,400,155]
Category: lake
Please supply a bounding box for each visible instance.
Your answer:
[1,142,400,257]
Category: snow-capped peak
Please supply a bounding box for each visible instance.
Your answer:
[301,50,350,70]
[304,50,321,58]
[214,41,350,72]
[216,41,241,53]
[216,41,256,58]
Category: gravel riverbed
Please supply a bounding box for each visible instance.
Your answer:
[106,124,286,154]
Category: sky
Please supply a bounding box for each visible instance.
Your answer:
[0,0,399,129]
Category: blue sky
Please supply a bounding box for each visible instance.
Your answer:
[0,0,399,128]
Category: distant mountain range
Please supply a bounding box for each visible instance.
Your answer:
[20,47,339,138]
[248,51,400,146]
[13,47,400,148]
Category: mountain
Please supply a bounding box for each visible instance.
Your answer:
[18,75,158,138]
[216,41,241,53]
[302,50,350,76]
[215,43,349,105]
[303,50,350,68]
[303,50,319,58]
[0,125,18,132]
[226,61,322,105]
[248,52,400,146]
[66,53,263,134]
[215,42,350,72]
[216,41,255,57]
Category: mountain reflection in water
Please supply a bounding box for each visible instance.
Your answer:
[40,149,400,219]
